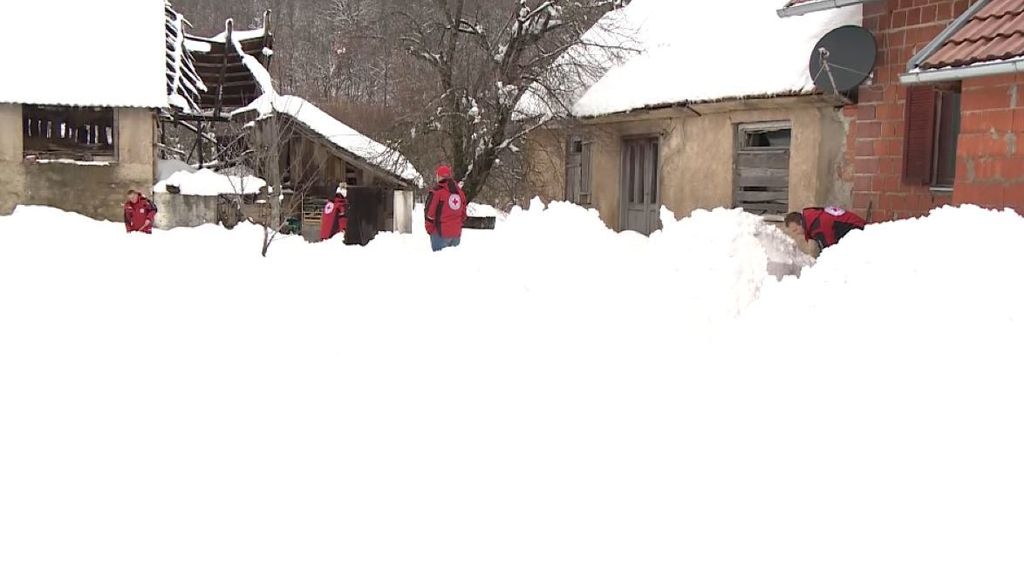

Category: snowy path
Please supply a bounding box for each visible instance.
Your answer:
[0,203,1022,567]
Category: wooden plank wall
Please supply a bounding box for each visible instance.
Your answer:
[735,147,790,216]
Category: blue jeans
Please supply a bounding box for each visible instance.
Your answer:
[430,233,461,252]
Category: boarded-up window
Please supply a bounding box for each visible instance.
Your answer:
[566,136,592,205]
[22,105,116,161]
[903,85,960,188]
[735,122,791,219]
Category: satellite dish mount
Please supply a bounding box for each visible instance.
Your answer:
[809,25,877,101]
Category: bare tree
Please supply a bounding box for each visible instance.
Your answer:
[169,0,637,208]
[330,0,632,203]
[218,111,329,256]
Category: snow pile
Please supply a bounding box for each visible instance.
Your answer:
[748,205,1024,338]
[467,202,508,219]
[153,165,267,196]
[0,0,167,108]
[0,203,1022,567]
[156,158,196,181]
[573,0,861,116]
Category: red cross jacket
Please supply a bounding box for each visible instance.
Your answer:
[124,197,157,234]
[320,195,348,241]
[803,207,866,249]
[425,179,468,238]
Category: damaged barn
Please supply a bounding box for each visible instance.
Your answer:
[159,5,421,243]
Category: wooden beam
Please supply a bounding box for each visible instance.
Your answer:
[214,19,233,119]
[736,176,789,188]
[736,189,789,203]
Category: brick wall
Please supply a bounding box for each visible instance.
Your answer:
[954,73,1024,211]
[850,0,979,222]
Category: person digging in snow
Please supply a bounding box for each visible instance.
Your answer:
[425,164,468,252]
[320,183,349,242]
[123,190,157,234]
[784,206,866,258]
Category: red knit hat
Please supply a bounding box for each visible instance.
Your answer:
[436,164,452,179]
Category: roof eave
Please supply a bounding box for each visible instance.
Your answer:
[575,91,839,122]
[905,0,992,72]
[901,57,1024,85]
[777,0,875,18]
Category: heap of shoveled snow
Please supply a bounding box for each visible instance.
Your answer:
[153,160,267,196]
[0,202,1022,567]
[573,0,861,116]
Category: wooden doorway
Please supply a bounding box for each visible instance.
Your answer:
[620,137,660,235]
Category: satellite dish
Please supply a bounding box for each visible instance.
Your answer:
[809,25,877,95]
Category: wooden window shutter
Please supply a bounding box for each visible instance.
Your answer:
[580,141,592,204]
[903,86,937,185]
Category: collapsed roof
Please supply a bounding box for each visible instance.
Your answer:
[169,12,274,116]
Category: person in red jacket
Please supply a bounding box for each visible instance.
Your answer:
[425,164,468,252]
[320,183,348,242]
[784,206,866,258]
[124,190,157,234]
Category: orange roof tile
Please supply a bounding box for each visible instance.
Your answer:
[922,0,1024,69]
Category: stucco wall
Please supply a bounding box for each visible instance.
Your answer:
[0,104,156,221]
[0,104,25,215]
[524,128,568,203]
[530,98,850,231]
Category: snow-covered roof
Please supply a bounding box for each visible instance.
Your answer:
[239,94,422,187]
[0,0,168,108]
[212,28,419,188]
[573,0,862,117]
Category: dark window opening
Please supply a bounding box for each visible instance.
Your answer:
[933,90,961,188]
[743,129,792,149]
[735,123,791,218]
[22,105,116,161]
[345,164,360,186]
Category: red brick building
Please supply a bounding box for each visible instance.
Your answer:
[779,0,1024,221]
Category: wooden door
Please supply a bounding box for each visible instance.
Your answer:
[620,137,660,235]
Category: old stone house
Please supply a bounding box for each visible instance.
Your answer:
[0,2,169,220]
[0,0,419,242]
[525,1,861,235]
[780,0,1024,219]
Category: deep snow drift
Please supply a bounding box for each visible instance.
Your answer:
[0,202,1021,567]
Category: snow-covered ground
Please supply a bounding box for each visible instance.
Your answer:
[0,202,1022,567]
